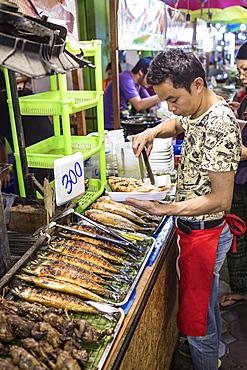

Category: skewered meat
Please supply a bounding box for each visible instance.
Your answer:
[0,311,15,342]
[9,345,48,370]
[74,319,112,343]
[31,322,62,348]
[54,349,81,370]
[6,314,35,338]
[0,358,19,370]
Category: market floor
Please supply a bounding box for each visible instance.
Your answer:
[169,259,247,370]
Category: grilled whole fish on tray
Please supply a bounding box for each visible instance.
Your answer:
[37,251,118,280]
[34,258,110,286]
[22,261,118,298]
[84,209,156,233]
[58,230,136,258]
[90,201,157,227]
[48,243,128,276]
[12,286,105,314]
[16,274,109,303]
[54,238,138,268]
[97,195,162,221]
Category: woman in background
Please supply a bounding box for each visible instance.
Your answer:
[220,41,247,308]
[102,62,122,91]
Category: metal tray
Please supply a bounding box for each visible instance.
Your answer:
[0,235,125,370]
[73,222,156,307]
[0,210,156,369]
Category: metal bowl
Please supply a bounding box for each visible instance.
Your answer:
[120,116,162,136]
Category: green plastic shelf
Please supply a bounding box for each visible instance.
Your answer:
[65,39,102,57]
[15,136,105,169]
[7,90,103,116]
[76,178,105,213]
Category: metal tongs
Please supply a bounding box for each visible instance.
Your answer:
[141,148,155,185]
[74,212,143,253]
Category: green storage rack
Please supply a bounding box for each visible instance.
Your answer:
[4,40,106,211]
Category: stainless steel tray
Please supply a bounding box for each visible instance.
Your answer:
[0,210,157,370]
[0,235,125,370]
[48,221,155,307]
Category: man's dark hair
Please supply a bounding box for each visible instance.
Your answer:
[132,57,153,75]
[146,49,207,93]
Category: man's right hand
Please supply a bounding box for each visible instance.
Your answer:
[132,128,156,157]
[0,171,10,190]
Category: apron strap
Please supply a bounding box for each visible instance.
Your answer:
[224,214,246,252]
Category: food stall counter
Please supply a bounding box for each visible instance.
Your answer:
[102,217,178,370]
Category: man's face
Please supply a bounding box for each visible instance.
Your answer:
[236,59,247,87]
[154,78,201,117]
[138,72,150,89]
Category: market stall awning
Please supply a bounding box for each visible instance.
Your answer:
[187,5,247,23]
[161,0,247,11]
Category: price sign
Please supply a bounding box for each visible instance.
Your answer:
[54,152,85,206]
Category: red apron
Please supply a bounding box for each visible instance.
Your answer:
[175,214,246,337]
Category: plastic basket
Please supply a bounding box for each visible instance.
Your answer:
[65,39,102,57]
[76,178,105,213]
[7,91,103,116]
[19,136,104,168]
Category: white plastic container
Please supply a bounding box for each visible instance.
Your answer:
[115,142,142,179]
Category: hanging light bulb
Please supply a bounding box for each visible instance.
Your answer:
[185,0,193,29]
[186,12,191,22]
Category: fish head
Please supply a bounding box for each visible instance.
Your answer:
[11,286,32,299]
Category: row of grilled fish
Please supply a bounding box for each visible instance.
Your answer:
[11,223,144,315]
[84,195,162,233]
[0,298,110,369]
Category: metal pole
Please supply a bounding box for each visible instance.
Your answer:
[0,185,12,277]
[8,70,36,199]
[109,0,120,130]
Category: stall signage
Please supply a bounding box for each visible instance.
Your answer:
[54,152,85,206]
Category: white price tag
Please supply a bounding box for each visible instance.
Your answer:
[54,152,85,206]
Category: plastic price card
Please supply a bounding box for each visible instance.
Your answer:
[54,152,85,206]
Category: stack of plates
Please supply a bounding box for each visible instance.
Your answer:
[149,138,174,174]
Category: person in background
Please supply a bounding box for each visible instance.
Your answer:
[126,49,243,370]
[0,70,53,193]
[219,41,247,308]
[103,56,161,130]
[102,62,122,91]
[0,133,10,190]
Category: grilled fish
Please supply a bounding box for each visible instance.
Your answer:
[55,238,135,267]
[16,274,108,303]
[22,261,117,298]
[35,256,108,285]
[38,251,116,279]
[73,223,144,256]
[97,195,162,222]
[48,243,125,275]
[90,201,157,226]
[97,195,151,216]
[85,209,155,232]
[59,231,131,256]
[11,286,102,313]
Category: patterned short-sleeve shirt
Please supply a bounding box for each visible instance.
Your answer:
[177,100,242,221]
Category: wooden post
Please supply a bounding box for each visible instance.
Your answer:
[109,0,120,130]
